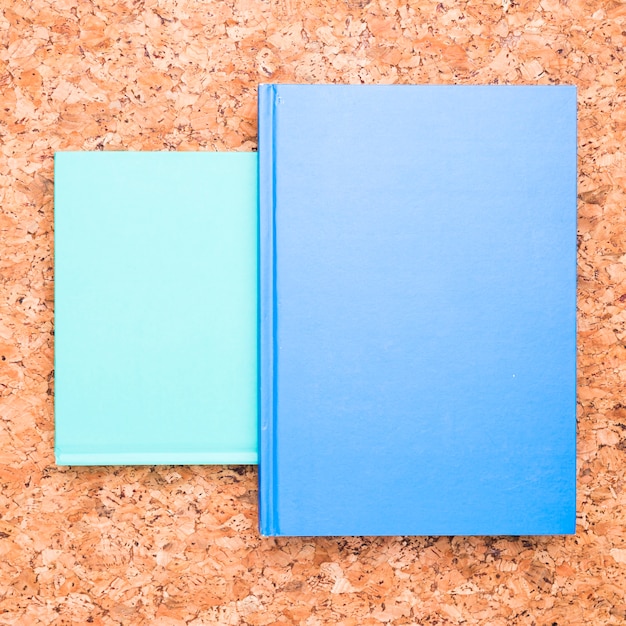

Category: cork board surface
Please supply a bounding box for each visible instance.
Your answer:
[1,0,625,624]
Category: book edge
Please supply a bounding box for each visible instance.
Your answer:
[55,450,258,466]
[258,83,279,536]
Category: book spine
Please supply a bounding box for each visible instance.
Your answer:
[258,84,278,535]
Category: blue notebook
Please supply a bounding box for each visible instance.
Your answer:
[55,152,258,465]
[258,84,577,536]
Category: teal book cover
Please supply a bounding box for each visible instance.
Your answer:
[54,151,258,465]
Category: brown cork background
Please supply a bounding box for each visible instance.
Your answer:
[1,0,626,624]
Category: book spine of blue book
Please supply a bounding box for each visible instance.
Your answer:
[258,84,278,535]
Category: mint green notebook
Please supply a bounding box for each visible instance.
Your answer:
[54,152,258,465]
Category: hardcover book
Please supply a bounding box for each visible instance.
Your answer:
[258,84,577,536]
[55,151,258,465]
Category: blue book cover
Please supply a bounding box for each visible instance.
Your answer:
[258,84,577,536]
[55,152,258,465]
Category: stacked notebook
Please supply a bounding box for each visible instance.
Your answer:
[55,85,577,536]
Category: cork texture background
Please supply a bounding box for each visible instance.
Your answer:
[1,0,626,624]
